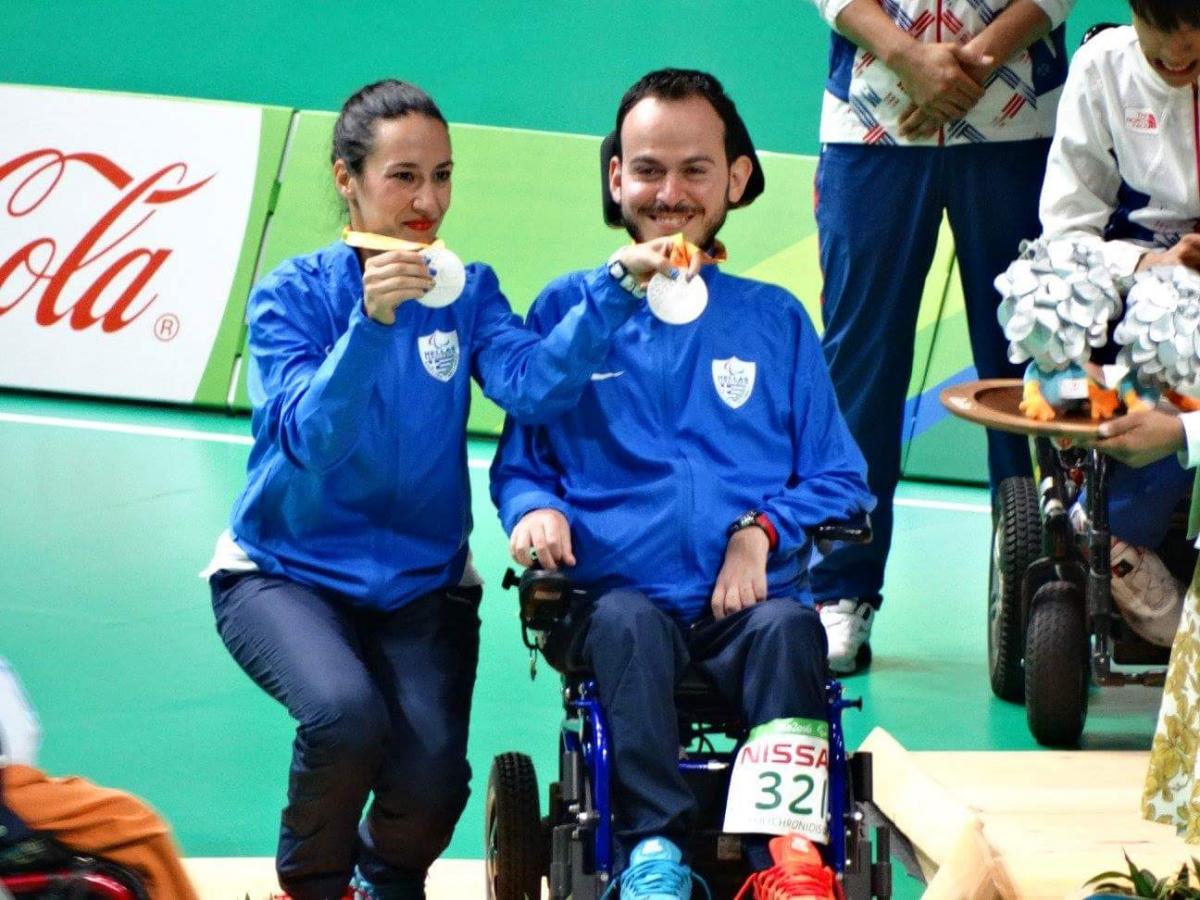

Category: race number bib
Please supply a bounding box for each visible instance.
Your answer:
[722,717,829,842]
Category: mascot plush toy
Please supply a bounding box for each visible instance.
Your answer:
[995,237,1124,421]
[1113,265,1200,414]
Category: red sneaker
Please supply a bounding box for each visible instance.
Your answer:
[734,833,841,900]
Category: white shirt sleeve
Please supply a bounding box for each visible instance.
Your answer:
[812,0,857,29]
[1040,43,1149,281]
[0,659,41,767]
[1179,411,1200,469]
[1030,0,1075,30]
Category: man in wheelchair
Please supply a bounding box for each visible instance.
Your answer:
[490,68,875,900]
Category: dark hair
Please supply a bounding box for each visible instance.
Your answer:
[1130,0,1200,31]
[331,79,446,174]
[602,68,764,227]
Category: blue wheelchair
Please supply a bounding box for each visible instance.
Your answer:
[484,522,893,900]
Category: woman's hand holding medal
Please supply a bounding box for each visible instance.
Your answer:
[346,228,468,323]
[362,249,437,325]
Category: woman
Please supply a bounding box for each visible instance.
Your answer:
[202,79,655,900]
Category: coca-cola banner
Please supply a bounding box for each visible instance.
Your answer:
[0,84,290,404]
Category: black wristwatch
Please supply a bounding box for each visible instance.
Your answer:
[608,256,647,299]
[727,510,779,552]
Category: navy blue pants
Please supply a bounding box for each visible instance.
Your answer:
[812,141,1048,605]
[210,570,480,900]
[581,591,827,867]
[1102,457,1194,548]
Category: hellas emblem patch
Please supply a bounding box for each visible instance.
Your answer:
[712,356,756,409]
[418,329,460,382]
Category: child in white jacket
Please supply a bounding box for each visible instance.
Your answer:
[1043,6,1200,643]
[1057,0,1200,840]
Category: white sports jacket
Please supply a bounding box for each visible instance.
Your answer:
[1041,25,1200,280]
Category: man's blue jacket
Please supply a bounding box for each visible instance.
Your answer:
[491,264,875,623]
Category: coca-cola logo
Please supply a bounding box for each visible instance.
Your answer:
[0,149,213,333]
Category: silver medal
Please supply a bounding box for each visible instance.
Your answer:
[418,247,466,309]
[647,271,708,325]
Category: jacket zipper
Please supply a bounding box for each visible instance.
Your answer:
[1193,84,1199,210]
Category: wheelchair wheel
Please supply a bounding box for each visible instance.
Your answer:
[485,752,543,900]
[1024,581,1089,747]
[989,476,1039,703]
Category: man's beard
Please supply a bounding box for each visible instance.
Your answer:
[622,204,728,253]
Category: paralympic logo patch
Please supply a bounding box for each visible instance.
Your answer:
[712,356,756,409]
[418,329,459,382]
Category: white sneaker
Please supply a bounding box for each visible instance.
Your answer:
[1110,541,1184,647]
[819,599,874,674]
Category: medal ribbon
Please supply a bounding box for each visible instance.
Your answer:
[666,231,726,269]
[342,226,446,253]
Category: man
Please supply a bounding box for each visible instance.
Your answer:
[808,0,1075,672]
[490,69,873,900]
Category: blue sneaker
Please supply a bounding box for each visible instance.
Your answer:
[605,836,710,900]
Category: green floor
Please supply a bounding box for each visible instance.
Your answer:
[0,391,1163,893]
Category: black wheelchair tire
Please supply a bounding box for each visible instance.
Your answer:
[989,476,1039,703]
[1024,582,1089,747]
[485,752,543,900]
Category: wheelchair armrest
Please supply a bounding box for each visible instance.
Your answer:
[813,514,873,550]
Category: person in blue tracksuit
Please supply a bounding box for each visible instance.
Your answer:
[807,0,1076,674]
[201,80,641,900]
[491,70,874,900]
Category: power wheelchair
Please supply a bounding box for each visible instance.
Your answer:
[0,769,147,899]
[980,20,1199,749]
[989,439,1193,747]
[484,521,893,900]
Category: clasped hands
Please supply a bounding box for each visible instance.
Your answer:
[893,41,995,140]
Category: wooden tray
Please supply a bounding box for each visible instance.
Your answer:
[940,379,1109,438]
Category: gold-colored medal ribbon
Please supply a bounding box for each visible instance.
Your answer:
[342,226,445,253]
[666,231,726,269]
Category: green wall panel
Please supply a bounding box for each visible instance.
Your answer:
[903,411,990,485]
[903,261,992,484]
[194,104,291,406]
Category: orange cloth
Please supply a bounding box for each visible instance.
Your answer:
[3,763,199,900]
